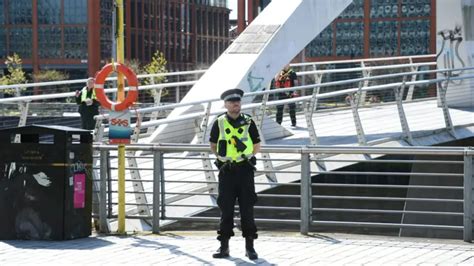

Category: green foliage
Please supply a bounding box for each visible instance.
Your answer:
[33,70,71,100]
[143,50,168,85]
[124,58,142,75]
[0,53,27,95]
[34,69,69,83]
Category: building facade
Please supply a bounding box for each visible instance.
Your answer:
[0,0,230,78]
[237,0,436,62]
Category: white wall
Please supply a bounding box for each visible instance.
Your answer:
[437,0,474,107]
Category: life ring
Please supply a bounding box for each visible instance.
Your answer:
[94,63,139,111]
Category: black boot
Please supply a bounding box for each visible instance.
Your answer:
[245,237,258,260]
[212,238,229,258]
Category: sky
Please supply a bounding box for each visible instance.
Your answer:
[228,0,238,20]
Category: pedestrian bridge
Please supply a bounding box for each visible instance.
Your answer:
[1,54,474,241]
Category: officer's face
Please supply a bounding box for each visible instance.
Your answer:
[87,79,95,89]
[225,100,241,114]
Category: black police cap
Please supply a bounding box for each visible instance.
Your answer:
[220,88,244,101]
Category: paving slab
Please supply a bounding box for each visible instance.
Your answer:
[1,231,473,265]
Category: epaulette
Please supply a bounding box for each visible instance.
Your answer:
[242,113,252,122]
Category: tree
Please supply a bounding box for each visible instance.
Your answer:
[142,51,169,101]
[143,50,167,85]
[0,53,27,95]
[33,70,70,101]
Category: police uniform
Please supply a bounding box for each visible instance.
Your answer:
[210,88,260,260]
[75,84,99,130]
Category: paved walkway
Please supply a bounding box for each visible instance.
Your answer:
[1,231,474,265]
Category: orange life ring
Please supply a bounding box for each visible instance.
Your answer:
[94,63,139,111]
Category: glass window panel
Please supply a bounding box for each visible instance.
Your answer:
[64,27,88,59]
[336,22,364,57]
[401,0,431,18]
[370,0,399,19]
[305,25,333,57]
[38,0,60,24]
[101,27,113,59]
[38,27,62,58]
[339,0,364,19]
[100,0,114,26]
[463,3,474,41]
[0,28,6,58]
[9,0,32,24]
[400,19,430,55]
[9,28,32,58]
[64,0,88,24]
[0,1,5,24]
[370,21,398,57]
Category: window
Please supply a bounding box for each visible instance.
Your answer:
[38,0,60,24]
[9,28,32,58]
[38,27,62,58]
[64,0,88,24]
[64,27,88,59]
[9,0,32,24]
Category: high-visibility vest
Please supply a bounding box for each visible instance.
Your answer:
[80,87,97,103]
[216,114,254,162]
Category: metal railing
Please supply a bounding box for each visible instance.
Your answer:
[93,144,474,242]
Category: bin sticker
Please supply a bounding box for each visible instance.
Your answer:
[74,173,86,209]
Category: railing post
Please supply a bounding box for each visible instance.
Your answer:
[99,149,110,233]
[146,76,164,135]
[252,93,277,183]
[126,117,152,222]
[349,82,367,145]
[359,61,371,105]
[463,147,473,242]
[152,150,163,234]
[394,75,413,144]
[300,151,312,235]
[439,77,456,137]
[305,71,322,146]
[405,57,418,101]
[160,150,166,219]
[194,102,218,193]
[14,101,29,143]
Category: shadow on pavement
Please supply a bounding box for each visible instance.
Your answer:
[129,236,212,265]
[2,237,113,250]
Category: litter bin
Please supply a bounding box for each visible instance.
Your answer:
[0,125,93,240]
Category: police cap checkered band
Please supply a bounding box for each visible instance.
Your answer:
[221,88,244,101]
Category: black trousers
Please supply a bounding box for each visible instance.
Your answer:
[276,102,296,126]
[79,106,99,130]
[217,162,258,240]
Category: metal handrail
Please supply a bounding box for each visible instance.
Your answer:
[93,144,474,242]
[0,69,206,91]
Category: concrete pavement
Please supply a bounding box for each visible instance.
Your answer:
[1,231,474,265]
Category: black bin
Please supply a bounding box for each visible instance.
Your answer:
[0,125,93,240]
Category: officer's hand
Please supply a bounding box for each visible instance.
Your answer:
[249,156,257,166]
[75,90,81,97]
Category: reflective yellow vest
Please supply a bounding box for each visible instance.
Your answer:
[217,114,254,162]
[80,87,97,102]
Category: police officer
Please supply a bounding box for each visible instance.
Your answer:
[209,88,260,260]
[75,77,99,130]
